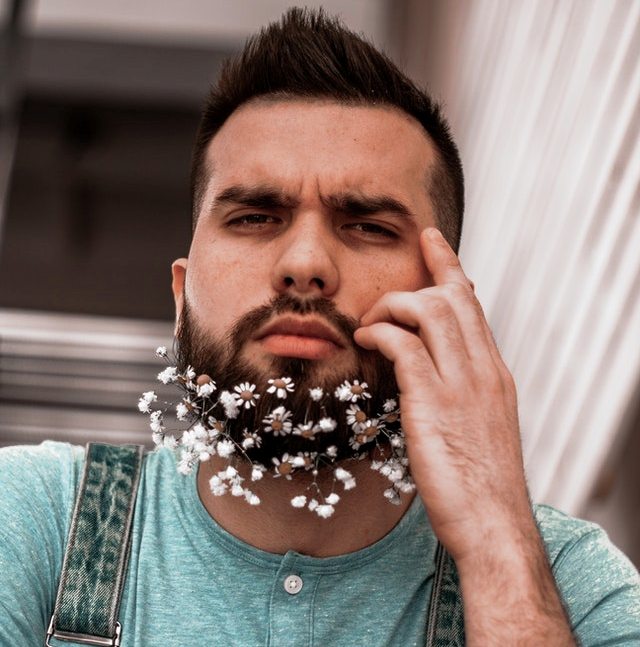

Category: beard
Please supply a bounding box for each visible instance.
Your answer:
[174,294,400,466]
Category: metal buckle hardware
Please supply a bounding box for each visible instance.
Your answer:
[45,617,122,647]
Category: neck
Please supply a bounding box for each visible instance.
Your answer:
[196,454,414,557]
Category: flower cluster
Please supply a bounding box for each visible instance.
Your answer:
[138,346,414,518]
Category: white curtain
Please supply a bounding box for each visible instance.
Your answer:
[399,0,640,513]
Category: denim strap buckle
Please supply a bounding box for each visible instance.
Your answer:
[45,443,143,647]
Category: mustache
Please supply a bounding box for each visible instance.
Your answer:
[225,294,359,351]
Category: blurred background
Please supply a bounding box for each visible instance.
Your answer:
[0,0,638,566]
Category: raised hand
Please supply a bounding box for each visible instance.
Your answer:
[355,227,575,643]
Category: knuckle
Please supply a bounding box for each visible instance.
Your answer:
[448,282,471,299]
[445,253,461,269]
[426,296,453,320]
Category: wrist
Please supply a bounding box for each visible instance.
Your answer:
[453,518,575,645]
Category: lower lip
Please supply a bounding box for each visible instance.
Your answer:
[259,334,340,360]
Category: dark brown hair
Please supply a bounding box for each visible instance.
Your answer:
[190,7,464,251]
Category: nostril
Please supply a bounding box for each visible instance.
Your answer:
[283,276,325,290]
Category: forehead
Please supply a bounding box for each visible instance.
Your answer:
[202,100,436,209]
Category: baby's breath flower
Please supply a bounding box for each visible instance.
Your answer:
[224,465,238,479]
[157,366,178,384]
[245,492,261,505]
[209,475,228,496]
[177,450,197,475]
[218,390,240,419]
[267,377,295,399]
[325,492,340,505]
[152,431,164,446]
[197,381,216,397]
[335,467,356,490]
[163,435,179,450]
[137,391,157,413]
[398,480,415,494]
[231,483,245,497]
[380,460,405,483]
[315,504,335,518]
[326,445,338,458]
[383,488,401,505]
[216,439,235,458]
[176,402,189,421]
[335,467,352,482]
[291,495,307,508]
[309,387,324,401]
[383,398,397,412]
[149,410,164,433]
[233,382,260,409]
[180,428,197,448]
[155,346,168,358]
[334,383,352,402]
[317,417,337,432]
[251,465,266,481]
[343,477,357,490]
[292,451,314,470]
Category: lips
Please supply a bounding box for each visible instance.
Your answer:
[256,316,345,348]
[254,316,346,359]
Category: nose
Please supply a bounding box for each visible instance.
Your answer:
[271,213,339,298]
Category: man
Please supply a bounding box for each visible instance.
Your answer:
[1,8,638,646]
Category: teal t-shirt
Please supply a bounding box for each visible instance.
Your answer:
[0,441,638,646]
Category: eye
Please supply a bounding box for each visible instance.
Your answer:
[227,213,280,228]
[345,222,398,239]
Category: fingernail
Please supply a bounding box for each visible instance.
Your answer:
[427,227,442,241]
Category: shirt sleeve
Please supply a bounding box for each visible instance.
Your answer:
[537,505,640,645]
[0,441,84,646]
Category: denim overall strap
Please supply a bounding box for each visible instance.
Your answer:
[46,443,144,647]
[425,542,466,646]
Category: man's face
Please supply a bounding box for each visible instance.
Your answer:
[172,100,436,456]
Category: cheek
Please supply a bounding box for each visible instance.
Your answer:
[359,256,431,302]
[185,246,272,333]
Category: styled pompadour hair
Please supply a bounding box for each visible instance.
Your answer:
[190,7,464,251]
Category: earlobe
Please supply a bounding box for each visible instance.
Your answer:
[171,258,188,330]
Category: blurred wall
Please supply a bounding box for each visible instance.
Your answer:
[390,0,640,565]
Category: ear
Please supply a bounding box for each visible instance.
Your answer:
[171,258,188,333]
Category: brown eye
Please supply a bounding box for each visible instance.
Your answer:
[346,222,397,238]
[228,214,279,227]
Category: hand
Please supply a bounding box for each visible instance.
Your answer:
[355,226,575,643]
[354,227,532,562]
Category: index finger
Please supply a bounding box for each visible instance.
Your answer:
[420,227,473,289]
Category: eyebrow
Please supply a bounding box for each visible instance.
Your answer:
[322,193,414,219]
[211,184,415,219]
[213,185,299,211]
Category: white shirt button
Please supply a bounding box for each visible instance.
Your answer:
[284,574,303,595]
